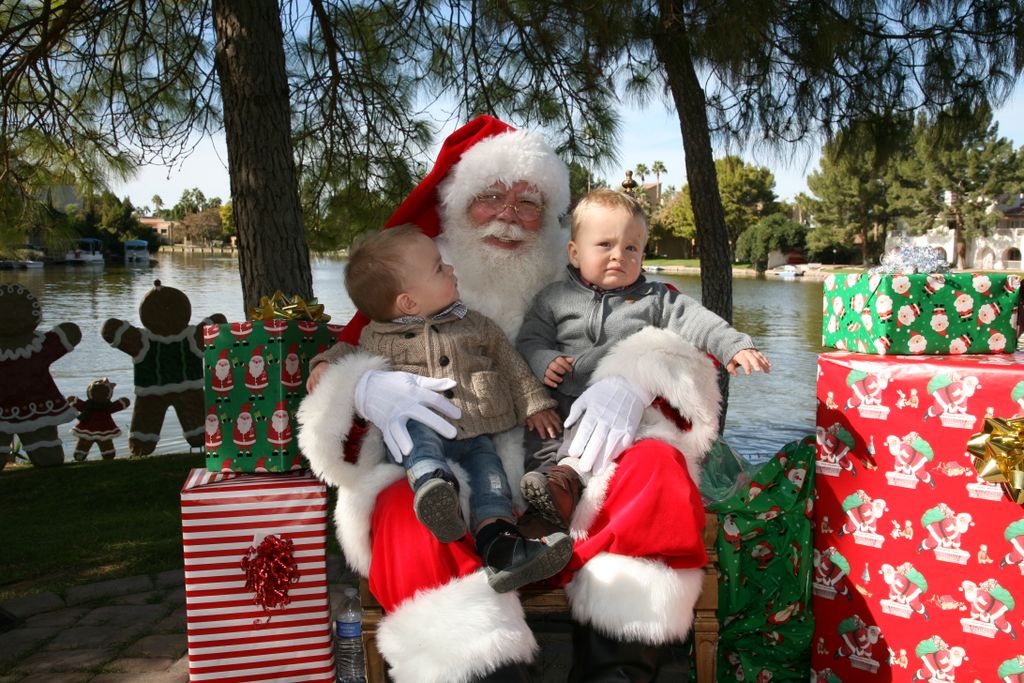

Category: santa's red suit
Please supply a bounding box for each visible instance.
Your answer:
[297,117,718,683]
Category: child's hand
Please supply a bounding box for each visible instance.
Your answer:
[526,409,562,440]
[727,348,771,376]
[544,356,575,388]
[306,362,328,392]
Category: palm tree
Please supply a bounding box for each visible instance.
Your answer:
[151,194,164,218]
[634,163,649,184]
[651,160,667,205]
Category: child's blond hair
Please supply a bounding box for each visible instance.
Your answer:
[344,224,422,322]
[571,188,648,241]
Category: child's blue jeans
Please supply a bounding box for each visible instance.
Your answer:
[398,421,515,530]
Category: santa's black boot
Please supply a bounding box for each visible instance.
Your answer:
[568,623,662,682]
[473,662,531,682]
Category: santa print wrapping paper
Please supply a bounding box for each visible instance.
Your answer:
[181,468,334,683]
[821,272,1022,355]
[203,319,338,472]
[813,351,1024,683]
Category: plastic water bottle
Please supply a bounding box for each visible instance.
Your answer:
[334,586,367,683]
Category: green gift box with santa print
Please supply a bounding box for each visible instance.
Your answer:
[822,272,1022,355]
[201,313,337,472]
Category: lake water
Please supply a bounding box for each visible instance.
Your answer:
[1,252,822,464]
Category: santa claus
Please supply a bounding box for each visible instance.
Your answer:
[204,405,222,452]
[266,400,292,452]
[209,349,233,400]
[280,343,303,395]
[244,345,269,395]
[232,402,256,456]
[297,116,719,682]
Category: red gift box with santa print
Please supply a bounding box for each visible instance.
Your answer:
[812,351,1024,682]
[181,468,334,682]
[202,319,339,472]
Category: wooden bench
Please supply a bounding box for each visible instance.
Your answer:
[360,515,719,682]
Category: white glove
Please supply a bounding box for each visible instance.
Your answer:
[565,375,654,475]
[354,370,461,461]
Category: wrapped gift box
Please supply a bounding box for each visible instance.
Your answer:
[708,437,815,682]
[181,468,334,682]
[812,351,1024,682]
[203,318,337,472]
[821,272,1021,355]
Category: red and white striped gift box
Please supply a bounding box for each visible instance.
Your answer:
[181,468,334,683]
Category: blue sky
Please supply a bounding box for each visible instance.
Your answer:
[116,87,1024,212]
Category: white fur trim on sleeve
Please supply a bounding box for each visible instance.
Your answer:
[296,351,390,490]
[565,553,705,644]
[377,571,537,683]
[591,327,721,484]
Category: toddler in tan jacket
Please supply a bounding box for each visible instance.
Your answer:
[335,225,570,593]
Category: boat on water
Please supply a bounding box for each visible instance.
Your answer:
[769,265,804,280]
[123,239,150,264]
[61,238,104,264]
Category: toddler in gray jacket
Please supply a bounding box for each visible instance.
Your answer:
[515,189,771,529]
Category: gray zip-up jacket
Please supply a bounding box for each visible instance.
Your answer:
[516,267,755,399]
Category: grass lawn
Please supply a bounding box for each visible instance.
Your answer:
[0,453,202,602]
[1,454,341,603]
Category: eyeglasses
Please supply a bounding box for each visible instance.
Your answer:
[472,193,544,221]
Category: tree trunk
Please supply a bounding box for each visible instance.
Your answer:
[652,9,732,324]
[652,4,733,429]
[212,0,312,315]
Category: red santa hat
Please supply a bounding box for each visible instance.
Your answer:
[287,343,298,356]
[383,115,570,237]
[208,404,218,417]
[251,345,264,358]
[275,400,288,413]
[239,402,252,415]
[218,349,229,361]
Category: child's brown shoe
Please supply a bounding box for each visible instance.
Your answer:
[520,464,583,530]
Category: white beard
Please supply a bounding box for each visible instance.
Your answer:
[272,412,289,432]
[215,360,230,381]
[236,415,252,433]
[285,355,300,375]
[206,417,218,435]
[249,357,264,377]
[437,215,565,338]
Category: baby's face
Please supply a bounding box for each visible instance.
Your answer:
[568,206,646,289]
[398,234,460,317]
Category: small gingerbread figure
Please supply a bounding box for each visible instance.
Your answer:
[101,280,226,456]
[0,283,81,467]
[67,378,131,461]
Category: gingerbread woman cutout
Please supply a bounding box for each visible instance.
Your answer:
[0,284,81,467]
[67,378,131,461]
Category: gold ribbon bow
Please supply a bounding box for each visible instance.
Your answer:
[967,417,1024,504]
[249,290,330,322]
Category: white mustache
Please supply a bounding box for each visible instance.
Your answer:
[479,220,530,242]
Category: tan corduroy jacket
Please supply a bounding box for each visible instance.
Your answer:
[316,309,556,439]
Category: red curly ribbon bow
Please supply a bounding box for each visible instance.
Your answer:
[240,534,301,613]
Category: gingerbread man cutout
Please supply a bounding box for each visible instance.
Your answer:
[102,280,226,456]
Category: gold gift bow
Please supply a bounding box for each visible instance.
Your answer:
[967,417,1024,504]
[249,290,331,322]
